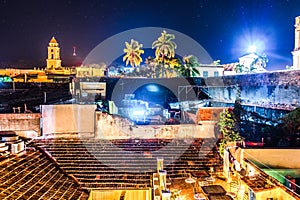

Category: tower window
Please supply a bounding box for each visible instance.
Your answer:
[51,55,54,59]
[51,49,53,52]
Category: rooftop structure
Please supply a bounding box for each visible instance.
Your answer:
[46,36,62,70]
[0,149,88,199]
[292,16,300,69]
[0,107,299,199]
[0,14,300,200]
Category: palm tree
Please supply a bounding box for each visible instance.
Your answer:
[234,63,244,73]
[145,56,159,78]
[176,55,200,77]
[164,57,182,78]
[152,30,177,77]
[123,39,144,68]
[250,53,268,72]
[213,60,221,65]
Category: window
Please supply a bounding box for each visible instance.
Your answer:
[203,71,208,77]
[214,71,219,77]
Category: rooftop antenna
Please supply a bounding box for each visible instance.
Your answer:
[73,46,77,56]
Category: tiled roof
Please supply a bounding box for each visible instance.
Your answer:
[33,138,223,190]
[49,36,57,44]
[0,150,88,200]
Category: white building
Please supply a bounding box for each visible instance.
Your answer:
[196,64,224,77]
[238,53,267,73]
[292,16,300,69]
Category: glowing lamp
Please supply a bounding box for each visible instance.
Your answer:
[248,45,257,53]
[132,110,145,116]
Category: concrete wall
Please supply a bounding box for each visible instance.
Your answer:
[244,148,300,169]
[95,112,219,139]
[89,189,151,200]
[205,70,300,105]
[0,105,220,139]
[255,187,297,200]
[42,104,96,136]
[0,113,41,138]
[208,85,300,105]
[197,107,226,122]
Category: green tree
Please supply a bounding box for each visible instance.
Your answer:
[213,60,221,65]
[176,55,200,77]
[234,63,244,73]
[250,54,268,72]
[281,108,300,135]
[218,108,243,155]
[152,30,177,78]
[233,85,242,122]
[123,39,144,68]
[145,56,160,78]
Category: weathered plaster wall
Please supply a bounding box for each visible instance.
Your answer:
[205,70,300,106]
[244,148,300,169]
[94,111,220,139]
[0,113,41,137]
[42,104,96,136]
[255,187,296,200]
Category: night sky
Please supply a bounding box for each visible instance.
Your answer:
[0,0,299,70]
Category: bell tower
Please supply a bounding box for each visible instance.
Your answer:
[292,16,300,69]
[46,36,62,69]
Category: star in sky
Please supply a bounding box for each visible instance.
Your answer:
[0,0,299,70]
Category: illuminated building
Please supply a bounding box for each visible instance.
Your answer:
[0,36,73,82]
[196,64,224,77]
[46,36,62,70]
[1,16,300,200]
[44,36,75,81]
[292,16,300,69]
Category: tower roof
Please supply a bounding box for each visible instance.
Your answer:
[50,36,57,43]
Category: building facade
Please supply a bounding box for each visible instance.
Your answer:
[46,37,62,69]
[196,65,224,77]
[292,16,300,69]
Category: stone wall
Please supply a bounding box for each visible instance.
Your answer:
[91,71,300,108]
[204,70,300,106]
[94,112,220,139]
[0,113,41,138]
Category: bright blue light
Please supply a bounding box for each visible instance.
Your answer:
[132,110,145,116]
[245,40,265,54]
[250,40,265,53]
[146,84,159,92]
[233,28,270,56]
[248,45,257,53]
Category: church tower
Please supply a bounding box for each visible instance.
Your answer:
[292,16,300,69]
[46,36,62,69]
